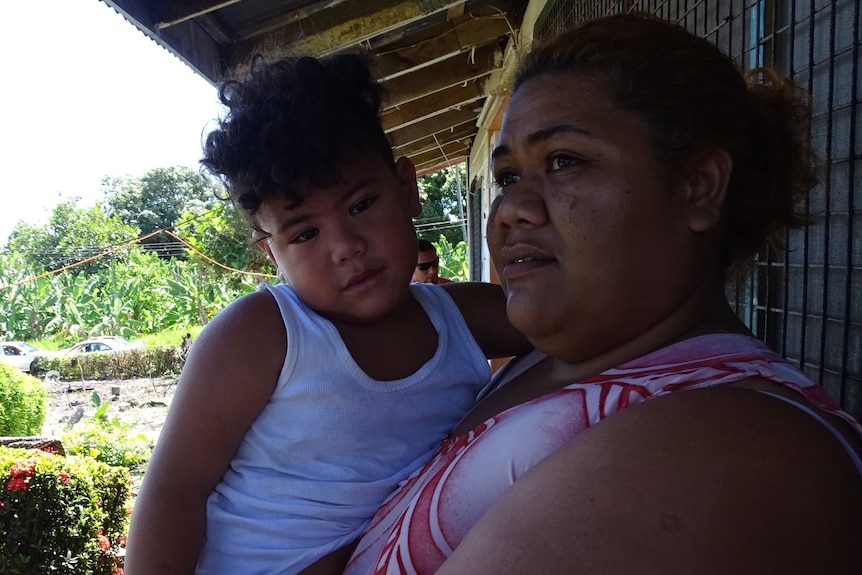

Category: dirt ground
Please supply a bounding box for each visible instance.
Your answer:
[42,375,178,444]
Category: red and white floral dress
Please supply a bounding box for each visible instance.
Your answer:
[344,333,862,575]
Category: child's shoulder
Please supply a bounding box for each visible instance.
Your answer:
[214,288,282,331]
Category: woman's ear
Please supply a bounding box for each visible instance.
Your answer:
[395,156,422,218]
[683,149,732,233]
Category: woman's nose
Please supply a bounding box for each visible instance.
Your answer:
[489,184,548,230]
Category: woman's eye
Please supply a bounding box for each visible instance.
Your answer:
[350,196,376,215]
[549,155,579,171]
[493,172,520,188]
[292,228,319,244]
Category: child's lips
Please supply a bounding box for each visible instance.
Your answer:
[344,268,381,291]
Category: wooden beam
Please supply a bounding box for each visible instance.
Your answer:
[388,108,478,148]
[395,122,475,158]
[230,0,466,56]
[382,42,500,108]
[414,154,469,176]
[375,16,511,80]
[410,140,472,167]
[196,13,233,47]
[226,0,356,38]
[447,3,466,20]
[153,0,242,29]
[382,81,485,132]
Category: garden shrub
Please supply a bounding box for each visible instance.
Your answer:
[0,445,131,575]
[34,345,185,381]
[0,362,47,436]
[62,393,152,471]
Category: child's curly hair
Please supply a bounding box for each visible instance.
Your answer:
[201,52,395,219]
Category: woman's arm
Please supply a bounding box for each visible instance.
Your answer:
[124,290,286,574]
[443,282,532,359]
[436,386,862,575]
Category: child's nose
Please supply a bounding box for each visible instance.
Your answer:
[331,226,367,263]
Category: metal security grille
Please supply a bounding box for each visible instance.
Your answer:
[468,175,484,282]
[536,0,861,418]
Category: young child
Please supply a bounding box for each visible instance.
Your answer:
[123,53,530,575]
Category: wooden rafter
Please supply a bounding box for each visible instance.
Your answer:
[382,80,486,132]
[227,0,466,56]
[382,42,500,108]
[154,0,243,29]
[375,15,510,80]
[394,121,476,158]
[388,107,479,148]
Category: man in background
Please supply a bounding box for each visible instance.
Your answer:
[412,238,453,284]
[180,333,193,359]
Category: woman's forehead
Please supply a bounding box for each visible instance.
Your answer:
[496,75,645,153]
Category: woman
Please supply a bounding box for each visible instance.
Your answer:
[344,13,862,575]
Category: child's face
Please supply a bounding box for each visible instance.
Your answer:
[256,151,422,324]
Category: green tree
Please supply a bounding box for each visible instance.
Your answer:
[102,166,219,255]
[415,164,468,247]
[5,199,138,275]
[175,201,273,280]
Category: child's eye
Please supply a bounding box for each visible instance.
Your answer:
[548,154,580,171]
[253,231,273,246]
[493,171,520,188]
[350,196,376,215]
[292,228,319,244]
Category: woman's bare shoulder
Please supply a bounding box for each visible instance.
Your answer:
[438,386,862,575]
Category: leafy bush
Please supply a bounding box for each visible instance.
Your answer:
[432,235,469,281]
[62,393,152,471]
[0,445,130,575]
[0,362,47,436]
[34,345,185,381]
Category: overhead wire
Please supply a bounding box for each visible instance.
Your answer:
[0,228,276,292]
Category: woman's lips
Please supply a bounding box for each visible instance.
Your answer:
[502,257,554,281]
[499,244,555,280]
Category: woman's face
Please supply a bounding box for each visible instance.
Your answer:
[488,73,711,363]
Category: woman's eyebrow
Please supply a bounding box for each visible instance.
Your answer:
[492,124,596,159]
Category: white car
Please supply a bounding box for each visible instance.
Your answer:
[63,336,144,355]
[0,341,48,372]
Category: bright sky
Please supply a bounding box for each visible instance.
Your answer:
[0,0,226,244]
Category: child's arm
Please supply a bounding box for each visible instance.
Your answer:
[124,290,287,574]
[442,282,532,359]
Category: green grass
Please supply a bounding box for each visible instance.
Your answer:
[137,327,202,349]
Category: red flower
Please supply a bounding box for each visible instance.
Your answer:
[6,477,28,491]
[9,459,36,479]
[59,471,70,484]
[117,534,128,547]
[97,533,111,551]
